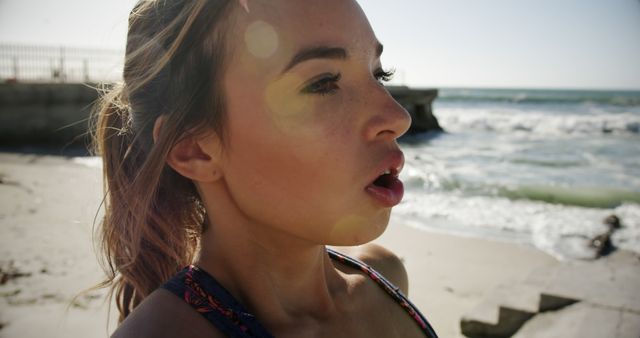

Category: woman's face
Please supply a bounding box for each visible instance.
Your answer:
[219,0,411,245]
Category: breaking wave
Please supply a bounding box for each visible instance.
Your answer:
[436,108,640,135]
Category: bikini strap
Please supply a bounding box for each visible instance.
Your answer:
[161,249,438,338]
[161,265,275,338]
[326,248,439,338]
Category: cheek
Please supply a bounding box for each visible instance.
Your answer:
[223,114,344,223]
[225,84,353,201]
[225,139,387,245]
[222,84,386,244]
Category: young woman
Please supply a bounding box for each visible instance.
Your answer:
[95,0,438,337]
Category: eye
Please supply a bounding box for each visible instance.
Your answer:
[374,68,395,84]
[302,73,341,95]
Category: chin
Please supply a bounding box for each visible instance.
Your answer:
[326,210,391,246]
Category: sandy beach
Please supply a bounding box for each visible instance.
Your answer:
[1,151,636,337]
[0,152,116,338]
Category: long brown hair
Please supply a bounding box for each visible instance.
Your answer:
[92,0,238,321]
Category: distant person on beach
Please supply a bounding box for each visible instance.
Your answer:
[94,0,438,337]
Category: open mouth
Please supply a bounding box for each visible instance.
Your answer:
[365,151,405,207]
[366,168,404,207]
[372,170,397,189]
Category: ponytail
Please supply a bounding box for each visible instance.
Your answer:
[92,0,235,322]
[93,84,202,321]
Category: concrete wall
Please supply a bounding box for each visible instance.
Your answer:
[0,83,99,146]
[0,83,440,147]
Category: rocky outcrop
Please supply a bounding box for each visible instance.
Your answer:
[387,86,442,134]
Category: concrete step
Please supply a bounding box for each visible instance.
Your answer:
[525,250,640,313]
[461,304,534,338]
[460,284,577,338]
[513,302,640,338]
[461,250,640,337]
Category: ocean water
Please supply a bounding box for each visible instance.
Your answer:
[394,88,640,260]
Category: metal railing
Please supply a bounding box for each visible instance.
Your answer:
[0,44,124,83]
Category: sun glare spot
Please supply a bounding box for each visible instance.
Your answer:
[264,73,310,128]
[329,214,370,244]
[244,20,279,59]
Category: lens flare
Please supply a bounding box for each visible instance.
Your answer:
[244,20,279,59]
[264,73,311,130]
[329,214,380,245]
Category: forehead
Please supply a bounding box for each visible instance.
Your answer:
[227,0,379,73]
[248,0,370,34]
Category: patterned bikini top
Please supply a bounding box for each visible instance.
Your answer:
[161,248,439,338]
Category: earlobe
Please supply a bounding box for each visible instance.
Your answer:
[154,117,223,183]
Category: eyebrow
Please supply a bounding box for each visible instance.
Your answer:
[282,42,384,74]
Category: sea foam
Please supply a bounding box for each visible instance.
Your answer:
[437,106,640,136]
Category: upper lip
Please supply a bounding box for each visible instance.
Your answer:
[367,149,405,186]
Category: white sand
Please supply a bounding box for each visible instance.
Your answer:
[0,153,117,337]
[0,152,557,337]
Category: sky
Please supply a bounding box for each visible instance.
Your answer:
[0,0,639,90]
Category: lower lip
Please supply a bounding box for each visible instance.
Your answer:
[365,177,404,208]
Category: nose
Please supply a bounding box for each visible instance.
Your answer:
[363,85,412,141]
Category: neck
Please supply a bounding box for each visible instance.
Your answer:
[195,182,347,329]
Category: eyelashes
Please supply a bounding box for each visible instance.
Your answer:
[301,73,341,95]
[374,68,395,83]
[301,68,395,96]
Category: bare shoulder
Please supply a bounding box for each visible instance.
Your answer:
[334,243,409,295]
[111,289,224,338]
[332,244,423,337]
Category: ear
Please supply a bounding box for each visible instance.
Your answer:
[154,117,223,183]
